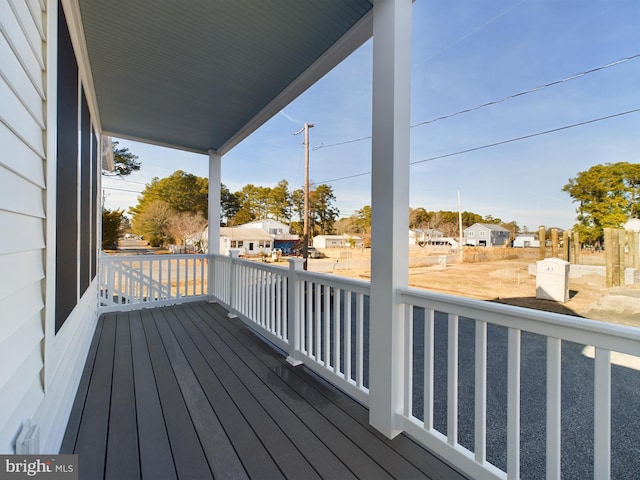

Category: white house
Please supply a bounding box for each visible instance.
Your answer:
[313,234,364,249]
[238,219,299,254]
[463,223,511,247]
[219,227,273,256]
[409,228,443,246]
[239,219,290,236]
[513,234,540,248]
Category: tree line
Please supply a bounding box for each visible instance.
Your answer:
[103,170,340,247]
[335,205,520,241]
[221,179,339,234]
[101,144,638,249]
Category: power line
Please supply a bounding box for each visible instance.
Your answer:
[412,55,639,129]
[317,109,640,184]
[313,135,371,151]
[313,54,639,151]
[102,186,143,193]
[411,109,639,166]
[102,177,148,186]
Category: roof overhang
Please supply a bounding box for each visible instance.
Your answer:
[67,0,373,155]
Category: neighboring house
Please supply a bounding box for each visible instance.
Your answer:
[239,219,299,254]
[313,234,363,249]
[463,223,511,247]
[513,234,540,248]
[220,227,273,256]
[239,219,289,236]
[409,228,443,246]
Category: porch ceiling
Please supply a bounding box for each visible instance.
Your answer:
[76,0,373,154]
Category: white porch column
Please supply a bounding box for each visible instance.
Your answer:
[369,0,412,438]
[207,150,221,298]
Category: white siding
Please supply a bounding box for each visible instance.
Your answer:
[0,283,43,346]
[0,122,45,186]
[0,210,44,254]
[0,0,47,454]
[1,0,99,455]
[34,292,98,452]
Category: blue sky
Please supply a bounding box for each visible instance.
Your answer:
[103,0,640,231]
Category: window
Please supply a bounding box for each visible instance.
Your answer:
[79,90,91,294]
[54,5,98,333]
[90,132,98,278]
[55,3,79,333]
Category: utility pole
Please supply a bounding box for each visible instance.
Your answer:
[457,189,464,262]
[294,122,314,269]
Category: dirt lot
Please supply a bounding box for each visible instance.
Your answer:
[113,239,639,328]
[308,247,640,328]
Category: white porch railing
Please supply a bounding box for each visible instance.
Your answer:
[102,253,640,479]
[99,253,208,311]
[395,289,640,480]
[210,254,370,404]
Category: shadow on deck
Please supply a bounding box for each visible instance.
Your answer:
[61,301,466,479]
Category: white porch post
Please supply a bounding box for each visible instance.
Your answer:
[286,258,305,366]
[207,150,221,299]
[369,0,412,438]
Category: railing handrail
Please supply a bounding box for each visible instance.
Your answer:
[107,259,166,291]
[216,255,371,292]
[398,286,640,356]
[99,253,208,311]
[101,253,208,262]
[297,269,371,295]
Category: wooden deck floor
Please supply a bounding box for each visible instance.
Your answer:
[61,301,466,480]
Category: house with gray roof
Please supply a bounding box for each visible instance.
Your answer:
[463,223,511,247]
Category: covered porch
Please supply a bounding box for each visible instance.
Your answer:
[61,301,464,479]
[87,253,640,479]
[62,0,640,478]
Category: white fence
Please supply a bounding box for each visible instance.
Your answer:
[102,253,640,479]
[395,289,640,480]
[99,254,208,311]
[211,254,371,404]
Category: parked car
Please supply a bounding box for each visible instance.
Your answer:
[307,246,323,258]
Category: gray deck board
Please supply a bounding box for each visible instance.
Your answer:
[129,311,177,480]
[73,313,116,479]
[105,313,139,480]
[62,301,466,480]
[139,308,213,480]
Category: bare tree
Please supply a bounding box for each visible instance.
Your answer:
[168,212,207,246]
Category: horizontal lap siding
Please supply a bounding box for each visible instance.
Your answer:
[0,0,45,453]
[0,122,44,186]
[0,211,44,254]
